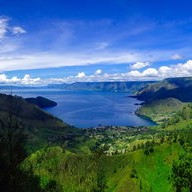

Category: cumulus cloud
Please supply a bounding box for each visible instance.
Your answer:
[2,60,192,85]
[95,69,102,75]
[77,72,86,78]
[171,54,183,60]
[0,74,41,85]
[21,74,41,84]
[127,60,192,80]
[131,61,150,69]
[142,68,158,77]
[49,59,192,83]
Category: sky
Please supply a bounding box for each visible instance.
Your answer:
[0,0,192,85]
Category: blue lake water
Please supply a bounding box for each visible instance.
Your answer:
[0,88,155,128]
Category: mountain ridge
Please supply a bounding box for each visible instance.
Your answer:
[48,81,156,93]
[135,77,192,102]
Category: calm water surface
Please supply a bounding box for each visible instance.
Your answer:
[1,89,155,128]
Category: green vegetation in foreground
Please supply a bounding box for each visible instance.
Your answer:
[136,98,186,123]
[22,142,183,192]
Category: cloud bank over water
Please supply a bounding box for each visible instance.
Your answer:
[1,60,192,85]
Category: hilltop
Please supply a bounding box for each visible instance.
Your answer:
[135,77,192,102]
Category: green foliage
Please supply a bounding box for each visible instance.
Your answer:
[0,95,42,192]
[136,98,186,124]
[0,93,80,153]
[130,169,138,179]
[21,142,183,192]
[172,149,192,192]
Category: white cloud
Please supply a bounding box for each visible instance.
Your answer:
[77,72,86,78]
[21,74,41,84]
[0,17,9,39]
[158,66,172,78]
[128,70,142,77]
[0,74,41,85]
[171,54,183,60]
[0,16,26,40]
[142,68,158,77]
[95,69,102,75]
[131,61,150,69]
[127,60,192,80]
[12,26,26,34]
[2,59,192,85]
[0,51,143,71]
[0,74,8,82]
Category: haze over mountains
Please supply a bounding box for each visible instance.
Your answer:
[48,81,156,93]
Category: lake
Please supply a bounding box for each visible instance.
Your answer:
[0,88,155,128]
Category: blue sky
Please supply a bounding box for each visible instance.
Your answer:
[0,0,192,84]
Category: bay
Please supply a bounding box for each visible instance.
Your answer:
[0,88,155,128]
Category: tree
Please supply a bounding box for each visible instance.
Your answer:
[172,150,192,192]
[0,94,42,192]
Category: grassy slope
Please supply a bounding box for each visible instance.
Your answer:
[159,104,192,131]
[136,98,186,123]
[22,142,182,192]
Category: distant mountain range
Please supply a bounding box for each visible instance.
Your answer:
[48,81,156,93]
[135,77,192,102]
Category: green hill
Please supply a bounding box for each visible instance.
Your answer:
[136,98,186,123]
[159,103,192,130]
[0,93,79,152]
[22,142,183,192]
[135,77,192,102]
